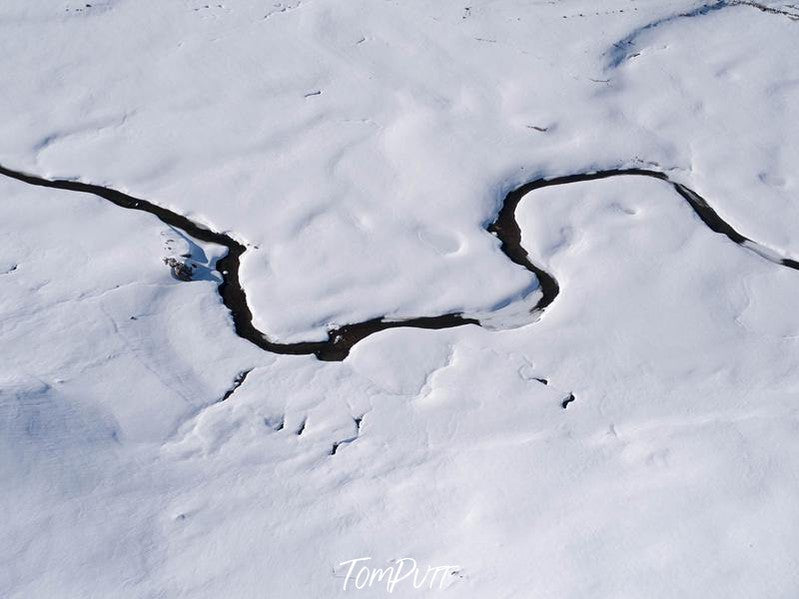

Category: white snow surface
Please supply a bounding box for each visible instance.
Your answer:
[2,1,799,597]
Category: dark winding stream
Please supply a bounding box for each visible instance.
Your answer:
[1,164,795,360]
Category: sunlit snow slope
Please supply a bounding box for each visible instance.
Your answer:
[1,1,798,597]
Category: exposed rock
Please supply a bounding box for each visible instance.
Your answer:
[163,257,194,281]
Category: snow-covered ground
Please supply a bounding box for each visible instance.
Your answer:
[2,1,798,597]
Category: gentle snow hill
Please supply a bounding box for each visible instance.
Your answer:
[1,1,799,598]
[1,0,797,340]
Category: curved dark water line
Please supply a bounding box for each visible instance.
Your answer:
[492,168,798,305]
[0,163,477,360]
[607,1,797,70]
[1,164,795,361]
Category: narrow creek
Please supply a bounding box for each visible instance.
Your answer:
[1,164,794,360]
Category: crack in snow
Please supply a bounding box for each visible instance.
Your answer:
[220,369,253,401]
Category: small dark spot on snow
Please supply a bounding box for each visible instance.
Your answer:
[221,369,252,401]
[164,257,194,281]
